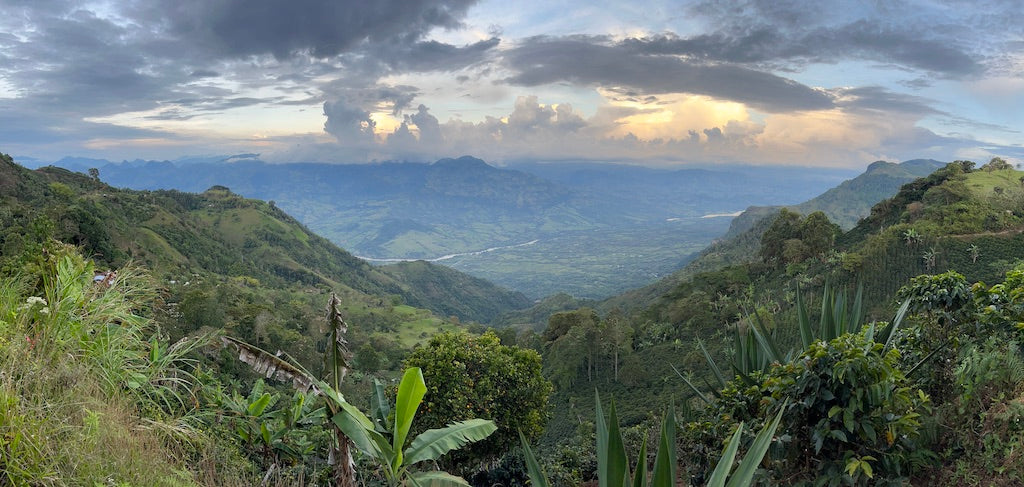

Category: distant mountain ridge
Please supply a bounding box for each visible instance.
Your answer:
[56,155,851,298]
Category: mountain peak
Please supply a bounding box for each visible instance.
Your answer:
[432,156,491,170]
[865,160,895,173]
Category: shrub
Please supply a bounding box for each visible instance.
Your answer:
[694,330,932,485]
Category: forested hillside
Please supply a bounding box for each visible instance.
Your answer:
[546,158,946,321]
[527,158,1024,485]
[0,153,530,360]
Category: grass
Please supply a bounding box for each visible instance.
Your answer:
[388,305,461,347]
[964,167,1024,196]
[0,245,232,486]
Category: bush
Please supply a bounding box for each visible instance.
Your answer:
[691,330,932,485]
[403,331,552,472]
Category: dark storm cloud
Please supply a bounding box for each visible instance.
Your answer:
[832,87,943,116]
[678,0,987,78]
[365,37,500,72]
[0,0,492,152]
[142,0,479,60]
[624,22,980,77]
[502,36,835,112]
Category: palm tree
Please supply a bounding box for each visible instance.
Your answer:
[967,244,981,264]
[923,248,938,271]
[902,228,921,246]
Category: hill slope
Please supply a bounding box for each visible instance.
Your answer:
[0,153,527,330]
[596,158,945,314]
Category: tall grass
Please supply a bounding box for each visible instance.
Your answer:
[0,244,216,485]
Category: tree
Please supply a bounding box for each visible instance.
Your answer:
[87,167,100,181]
[759,209,802,265]
[403,331,552,470]
[982,157,1012,172]
[355,342,384,373]
[967,244,981,264]
[922,248,939,271]
[902,228,921,247]
[799,211,840,258]
[602,308,633,382]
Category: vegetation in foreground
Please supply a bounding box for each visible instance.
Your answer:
[3,155,1024,486]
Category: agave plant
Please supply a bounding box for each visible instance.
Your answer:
[676,283,911,403]
[332,367,497,486]
[519,393,786,487]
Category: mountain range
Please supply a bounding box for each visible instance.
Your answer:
[42,155,855,298]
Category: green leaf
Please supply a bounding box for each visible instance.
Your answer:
[260,422,271,445]
[600,401,628,487]
[862,423,877,444]
[596,392,629,487]
[406,470,471,487]
[845,459,859,477]
[393,367,427,468]
[650,406,676,487]
[248,392,272,417]
[707,423,744,487]
[796,284,813,349]
[332,402,393,462]
[670,364,712,405]
[404,419,497,466]
[749,312,783,364]
[631,435,648,487]
[850,283,864,334]
[371,379,391,432]
[878,300,911,350]
[725,403,786,487]
[698,338,727,388]
[519,430,551,487]
[596,391,609,487]
[861,460,874,479]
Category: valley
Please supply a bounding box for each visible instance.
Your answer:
[5,2,1023,485]
[52,155,853,298]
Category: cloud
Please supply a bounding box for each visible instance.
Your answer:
[0,0,491,154]
[323,98,377,147]
[410,105,443,144]
[501,36,835,112]
[684,0,988,77]
[135,0,480,60]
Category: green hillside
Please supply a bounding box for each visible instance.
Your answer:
[0,153,531,362]
[379,260,531,323]
[528,158,1024,484]
[569,158,944,319]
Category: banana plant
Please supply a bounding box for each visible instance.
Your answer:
[331,367,496,486]
[220,380,323,467]
[520,393,786,487]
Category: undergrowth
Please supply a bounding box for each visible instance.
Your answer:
[0,243,254,486]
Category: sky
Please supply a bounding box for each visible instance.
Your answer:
[1,0,1023,168]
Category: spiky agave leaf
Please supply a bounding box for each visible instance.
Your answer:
[650,405,676,487]
[519,430,551,487]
